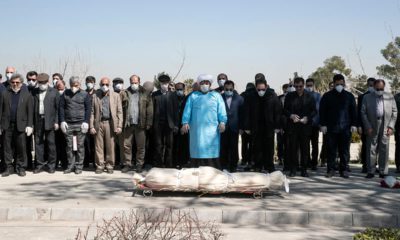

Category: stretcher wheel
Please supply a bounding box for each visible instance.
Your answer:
[253,191,263,199]
[143,190,153,197]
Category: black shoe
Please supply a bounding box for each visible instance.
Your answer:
[361,168,367,173]
[75,169,82,174]
[301,170,309,177]
[1,170,10,177]
[379,174,387,178]
[95,168,103,174]
[106,169,114,174]
[48,169,55,174]
[64,169,73,174]
[33,168,43,174]
[325,171,334,178]
[121,166,130,173]
[311,166,317,171]
[289,171,296,177]
[365,173,374,179]
[18,170,26,177]
[396,169,400,173]
[340,171,349,179]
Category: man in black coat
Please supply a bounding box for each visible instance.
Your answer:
[32,73,60,173]
[319,74,357,178]
[284,77,316,177]
[152,74,179,168]
[243,78,282,172]
[357,77,375,173]
[0,74,34,177]
[239,83,256,167]
[220,80,244,172]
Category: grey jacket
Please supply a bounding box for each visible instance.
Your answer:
[361,92,397,132]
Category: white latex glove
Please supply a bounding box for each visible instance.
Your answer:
[61,122,68,134]
[320,126,327,134]
[81,122,89,134]
[290,114,300,123]
[350,126,357,133]
[90,128,97,135]
[25,127,33,136]
[245,130,251,135]
[300,117,308,124]
[357,127,363,135]
[54,123,59,131]
[274,129,281,134]
[181,124,190,134]
[218,123,226,133]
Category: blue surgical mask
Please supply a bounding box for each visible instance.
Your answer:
[225,90,233,97]
[176,90,184,96]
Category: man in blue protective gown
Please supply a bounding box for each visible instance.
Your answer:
[181,74,227,169]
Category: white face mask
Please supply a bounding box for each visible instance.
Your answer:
[27,80,36,87]
[375,90,384,96]
[6,73,13,80]
[200,84,210,93]
[176,90,184,96]
[71,86,79,93]
[115,83,123,91]
[53,79,58,87]
[306,87,313,92]
[368,86,374,93]
[258,90,266,97]
[86,82,94,90]
[131,83,139,91]
[218,79,226,87]
[101,85,109,93]
[58,90,64,95]
[39,83,48,91]
[335,85,344,93]
[288,86,295,92]
[161,83,169,92]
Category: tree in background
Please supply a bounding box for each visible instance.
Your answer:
[376,36,400,92]
[183,78,194,94]
[309,56,352,92]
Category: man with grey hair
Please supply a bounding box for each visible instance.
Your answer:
[0,74,33,177]
[59,76,91,174]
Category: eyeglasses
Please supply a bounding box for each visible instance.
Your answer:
[27,78,36,81]
[101,84,110,86]
[257,89,266,92]
[10,81,21,85]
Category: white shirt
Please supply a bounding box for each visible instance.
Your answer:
[39,90,47,115]
[226,96,232,109]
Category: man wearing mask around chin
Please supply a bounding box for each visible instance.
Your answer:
[220,80,243,172]
[361,79,397,179]
[243,77,281,173]
[357,77,376,173]
[181,74,227,169]
[151,74,179,168]
[32,73,60,174]
[0,74,33,177]
[319,74,357,178]
[121,75,153,173]
[59,76,91,174]
[83,76,96,169]
[89,77,123,174]
[215,73,228,93]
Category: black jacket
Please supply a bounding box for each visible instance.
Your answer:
[243,90,282,133]
[357,90,370,129]
[283,91,316,134]
[222,92,244,133]
[319,89,357,133]
[0,88,33,132]
[152,90,179,129]
[32,87,60,131]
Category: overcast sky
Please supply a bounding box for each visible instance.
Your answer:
[1,0,400,93]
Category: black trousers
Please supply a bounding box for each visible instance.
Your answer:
[252,130,275,172]
[220,128,239,172]
[395,132,400,171]
[241,132,252,165]
[55,129,68,169]
[287,128,310,172]
[326,131,351,173]
[26,135,34,170]
[277,132,284,162]
[84,133,95,167]
[309,126,320,167]
[191,158,221,169]
[3,123,27,172]
[360,132,367,170]
[173,131,189,168]
[153,121,174,168]
[35,118,57,170]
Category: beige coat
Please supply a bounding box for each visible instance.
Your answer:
[90,89,123,133]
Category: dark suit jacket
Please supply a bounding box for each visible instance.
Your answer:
[283,91,317,134]
[222,92,244,133]
[357,91,370,129]
[0,88,33,132]
[32,87,60,131]
[152,90,179,129]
